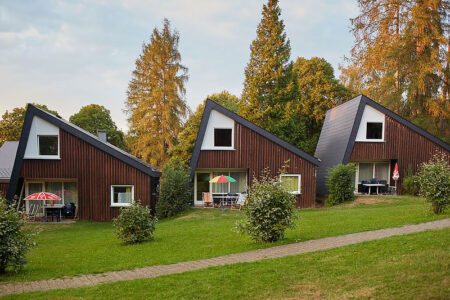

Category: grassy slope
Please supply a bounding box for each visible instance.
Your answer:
[5,228,450,299]
[0,196,448,283]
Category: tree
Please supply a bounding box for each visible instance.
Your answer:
[293,57,355,153]
[169,91,240,165]
[69,104,126,149]
[240,0,299,137]
[340,0,450,142]
[156,158,192,219]
[126,19,188,169]
[0,104,58,147]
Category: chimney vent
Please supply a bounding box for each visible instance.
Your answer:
[97,130,107,142]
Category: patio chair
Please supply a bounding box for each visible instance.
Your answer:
[361,180,369,194]
[369,178,379,194]
[379,180,388,194]
[202,192,212,207]
[63,202,76,218]
[227,193,238,207]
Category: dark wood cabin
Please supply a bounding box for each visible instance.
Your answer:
[315,94,450,196]
[189,100,319,208]
[6,105,161,221]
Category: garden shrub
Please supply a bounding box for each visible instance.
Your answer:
[0,196,32,273]
[113,200,157,244]
[402,175,419,195]
[156,158,192,219]
[417,153,450,214]
[236,169,296,243]
[326,163,356,206]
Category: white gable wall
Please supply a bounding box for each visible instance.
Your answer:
[201,109,235,150]
[24,116,60,159]
[355,105,386,142]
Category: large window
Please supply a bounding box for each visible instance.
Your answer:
[111,185,134,207]
[38,135,59,156]
[357,162,390,183]
[214,128,232,147]
[366,122,383,140]
[25,181,77,214]
[280,174,301,194]
[209,171,247,194]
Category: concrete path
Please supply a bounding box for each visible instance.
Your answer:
[1,218,449,297]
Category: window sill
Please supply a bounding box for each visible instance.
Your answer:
[355,140,385,143]
[201,148,235,151]
[24,156,61,160]
[111,203,131,207]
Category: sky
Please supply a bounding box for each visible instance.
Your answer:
[0,0,359,131]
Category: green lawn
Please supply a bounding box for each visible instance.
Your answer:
[0,196,448,283]
[5,227,449,299]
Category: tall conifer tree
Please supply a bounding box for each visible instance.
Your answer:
[240,0,298,136]
[126,19,188,168]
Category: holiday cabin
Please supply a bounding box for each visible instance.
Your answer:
[315,94,450,196]
[6,104,161,221]
[189,99,320,208]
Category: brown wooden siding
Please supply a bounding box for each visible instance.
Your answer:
[351,115,450,193]
[196,123,317,208]
[20,130,156,221]
[0,182,8,198]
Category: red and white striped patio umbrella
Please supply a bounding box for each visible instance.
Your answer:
[24,192,61,207]
[392,163,399,181]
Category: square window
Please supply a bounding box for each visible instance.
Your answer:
[214,128,232,147]
[366,122,383,139]
[111,185,134,207]
[280,175,301,194]
[38,136,59,156]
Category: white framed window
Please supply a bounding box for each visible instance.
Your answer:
[366,122,383,140]
[111,185,134,207]
[280,174,301,194]
[214,128,232,147]
[38,135,59,156]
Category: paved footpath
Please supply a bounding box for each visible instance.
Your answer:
[1,218,449,296]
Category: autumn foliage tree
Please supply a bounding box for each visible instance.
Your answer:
[126,19,188,169]
[0,104,58,147]
[69,104,126,149]
[340,0,449,142]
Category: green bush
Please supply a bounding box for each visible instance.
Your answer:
[236,169,296,243]
[113,200,157,244]
[402,175,419,195]
[417,153,450,214]
[0,196,32,273]
[326,163,356,206]
[156,158,192,219]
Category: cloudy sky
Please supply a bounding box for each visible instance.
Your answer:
[0,0,358,131]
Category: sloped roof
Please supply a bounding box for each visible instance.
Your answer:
[7,104,161,200]
[315,94,450,195]
[0,141,19,179]
[189,99,320,180]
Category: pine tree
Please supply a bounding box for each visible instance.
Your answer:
[126,19,188,168]
[240,0,298,136]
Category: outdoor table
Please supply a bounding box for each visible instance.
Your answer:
[44,204,64,222]
[212,194,238,207]
[362,183,386,195]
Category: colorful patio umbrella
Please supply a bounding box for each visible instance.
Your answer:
[24,192,61,206]
[209,175,236,183]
